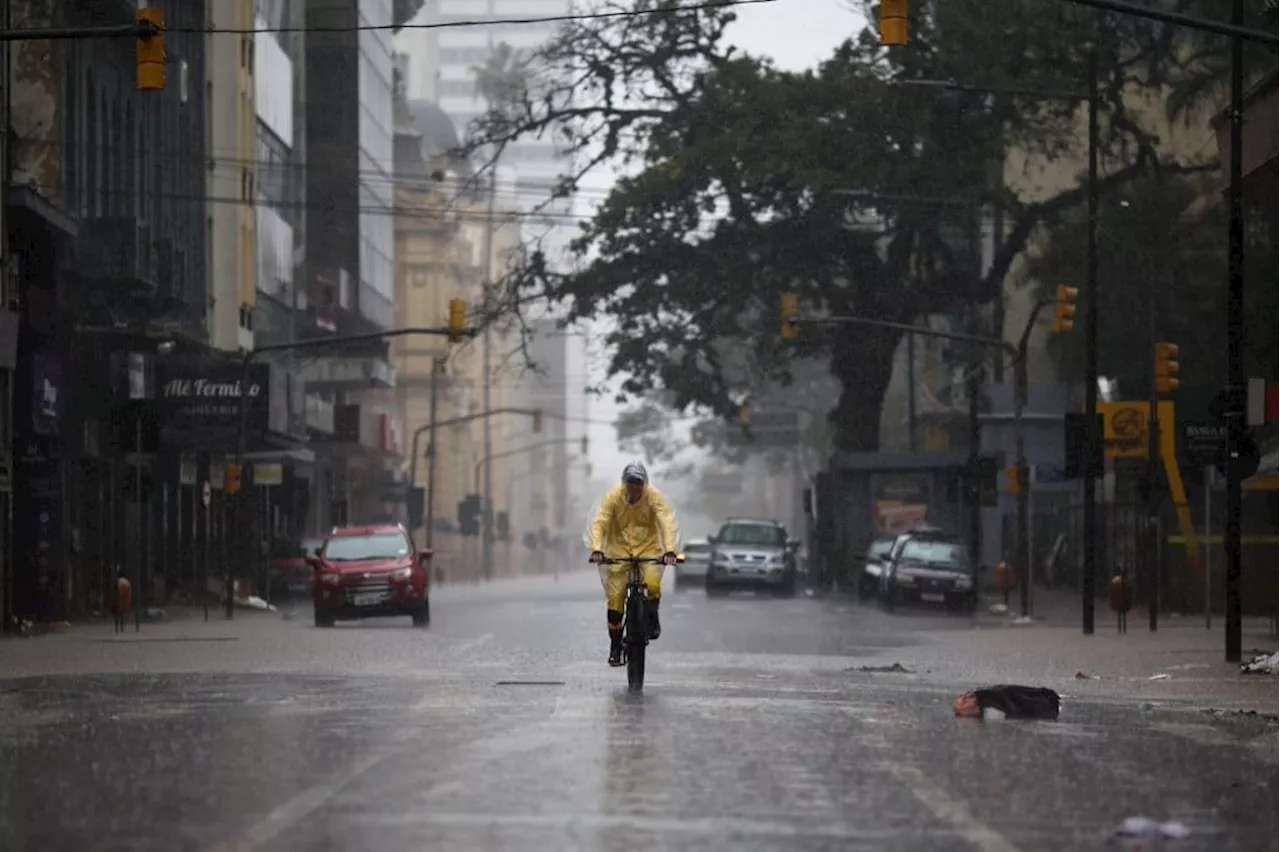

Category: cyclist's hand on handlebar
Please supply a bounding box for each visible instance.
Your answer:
[662,552,678,566]
[589,551,605,564]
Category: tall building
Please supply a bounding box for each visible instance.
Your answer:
[301,0,405,527]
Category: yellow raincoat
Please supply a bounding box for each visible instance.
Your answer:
[589,483,678,611]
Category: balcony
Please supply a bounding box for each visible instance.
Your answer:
[74,217,154,289]
[298,357,396,391]
[316,402,404,457]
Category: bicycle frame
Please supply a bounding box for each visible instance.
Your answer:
[595,555,683,691]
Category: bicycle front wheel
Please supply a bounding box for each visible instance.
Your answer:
[624,589,647,690]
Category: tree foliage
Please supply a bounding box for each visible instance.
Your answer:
[465,0,1230,452]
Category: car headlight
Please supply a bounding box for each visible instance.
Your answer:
[320,573,341,586]
[391,566,413,580]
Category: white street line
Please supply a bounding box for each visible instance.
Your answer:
[450,632,495,655]
[884,763,1024,852]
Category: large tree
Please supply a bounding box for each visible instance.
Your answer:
[465,0,1224,452]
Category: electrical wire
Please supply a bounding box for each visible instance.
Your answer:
[173,0,778,36]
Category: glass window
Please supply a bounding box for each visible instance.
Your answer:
[322,532,410,561]
[716,524,785,546]
[898,539,969,571]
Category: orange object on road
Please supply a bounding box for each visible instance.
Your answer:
[994,560,1017,591]
[1108,575,1134,614]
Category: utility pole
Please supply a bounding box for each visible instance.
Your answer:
[480,168,497,581]
[424,357,443,551]
[1081,41,1100,636]
[1223,0,1246,663]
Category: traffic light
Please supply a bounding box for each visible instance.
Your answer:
[1154,342,1180,394]
[739,401,751,425]
[223,462,243,495]
[580,435,589,454]
[532,409,543,434]
[880,0,908,46]
[780,292,799,340]
[448,298,466,343]
[457,494,481,536]
[1050,284,1078,334]
[135,8,166,91]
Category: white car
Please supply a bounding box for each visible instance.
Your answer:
[674,539,711,589]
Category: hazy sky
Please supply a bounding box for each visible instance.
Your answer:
[582,0,860,501]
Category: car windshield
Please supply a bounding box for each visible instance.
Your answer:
[717,524,785,546]
[869,538,895,559]
[322,533,410,561]
[684,543,710,555]
[899,539,969,572]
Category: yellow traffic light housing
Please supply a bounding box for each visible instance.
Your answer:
[1154,342,1180,394]
[1050,284,1078,334]
[739,402,751,426]
[223,462,243,495]
[780,292,799,340]
[880,0,908,46]
[1002,464,1023,495]
[448,298,466,343]
[532,409,543,434]
[136,8,166,91]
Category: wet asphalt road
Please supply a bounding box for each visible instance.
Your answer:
[1,571,1276,852]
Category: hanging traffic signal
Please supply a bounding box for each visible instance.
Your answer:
[1050,284,1078,334]
[580,435,589,454]
[1154,342,1180,394]
[1002,464,1023,495]
[739,401,751,425]
[448,298,466,343]
[532,409,543,434]
[135,8,166,91]
[780,292,798,340]
[880,0,908,46]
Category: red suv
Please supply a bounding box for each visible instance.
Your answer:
[309,524,432,628]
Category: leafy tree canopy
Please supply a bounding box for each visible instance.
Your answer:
[466,0,1235,452]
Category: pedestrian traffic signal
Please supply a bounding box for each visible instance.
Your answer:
[223,462,243,495]
[880,0,908,46]
[1154,342,1180,394]
[135,8,166,91]
[1050,284,1078,334]
[448,298,466,343]
[780,293,799,339]
[532,409,543,434]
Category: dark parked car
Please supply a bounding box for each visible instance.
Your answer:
[879,531,977,613]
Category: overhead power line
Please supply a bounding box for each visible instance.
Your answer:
[174,0,778,35]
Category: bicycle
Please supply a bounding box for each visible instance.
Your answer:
[596,554,684,690]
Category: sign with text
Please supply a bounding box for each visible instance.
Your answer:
[1180,421,1228,469]
[157,361,270,434]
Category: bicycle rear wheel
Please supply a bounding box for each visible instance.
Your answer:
[624,587,647,690]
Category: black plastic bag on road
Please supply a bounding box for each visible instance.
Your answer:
[954,685,1060,720]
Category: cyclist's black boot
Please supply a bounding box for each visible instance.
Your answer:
[647,600,661,641]
[607,612,624,666]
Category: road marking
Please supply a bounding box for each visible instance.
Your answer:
[451,632,495,654]
[884,763,1023,852]
[202,753,386,852]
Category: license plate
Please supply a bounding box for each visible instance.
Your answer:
[921,592,945,603]
[353,591,385,607]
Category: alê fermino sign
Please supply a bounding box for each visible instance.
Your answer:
[157,361,271,433]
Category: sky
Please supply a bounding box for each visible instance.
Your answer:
[580,0,860,506]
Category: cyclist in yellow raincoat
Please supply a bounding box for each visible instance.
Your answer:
[589,461,679,667]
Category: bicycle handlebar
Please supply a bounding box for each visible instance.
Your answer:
[592,554,686,565]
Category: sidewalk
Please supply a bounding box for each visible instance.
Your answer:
[894,592,1279,715]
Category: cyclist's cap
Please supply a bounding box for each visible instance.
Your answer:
[621,461,649,484]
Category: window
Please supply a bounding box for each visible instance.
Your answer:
[716,524,785,547]
[322,532,410,561]
[898,539,969,571]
